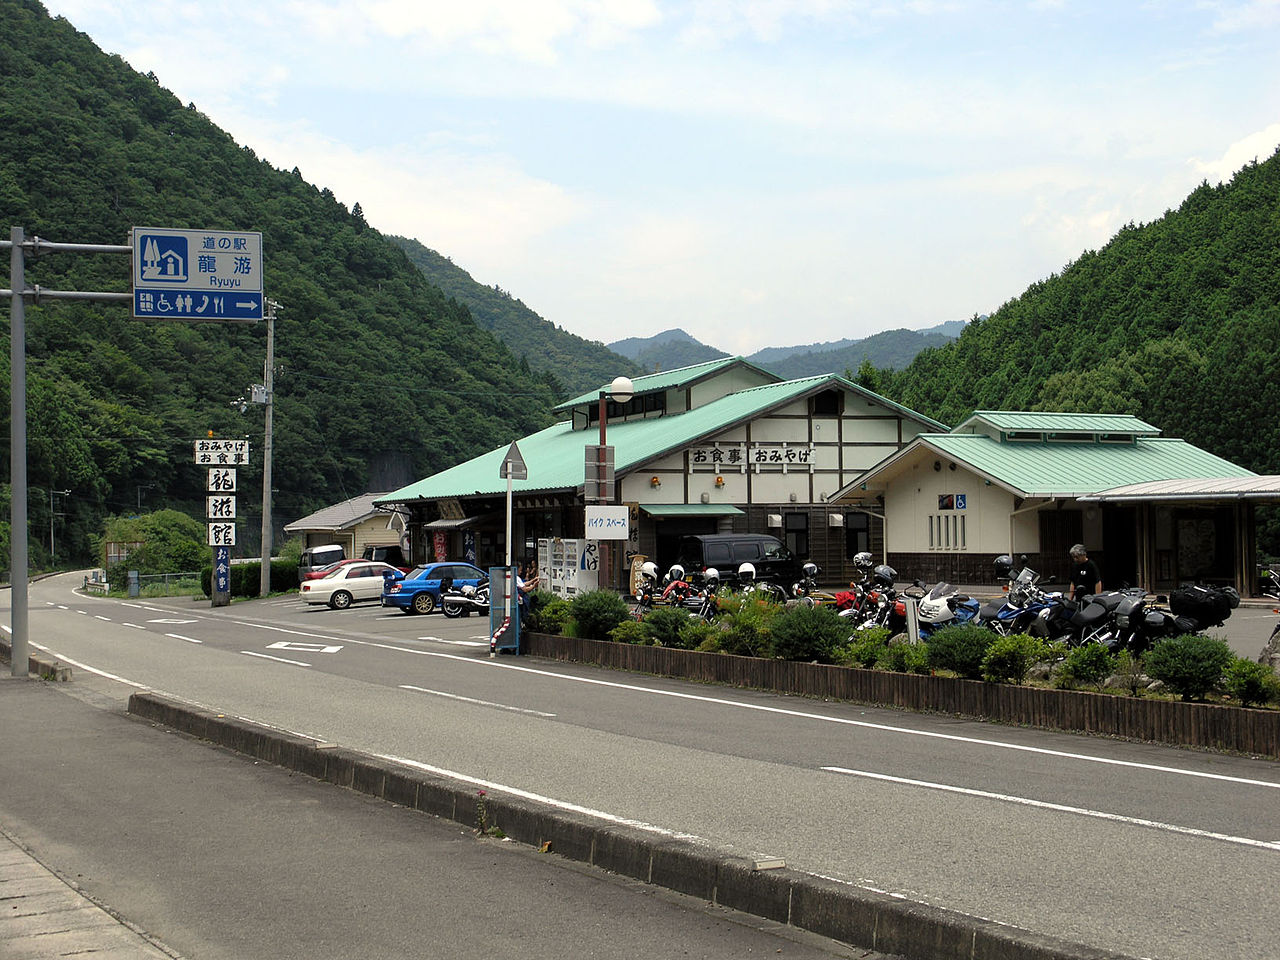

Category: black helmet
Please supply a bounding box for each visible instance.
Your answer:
[852,551,873,570]
[872,564,897,586]
[993,555,1014,579]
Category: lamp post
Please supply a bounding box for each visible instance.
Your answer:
[50,488,69,566]
[595,375,634,590]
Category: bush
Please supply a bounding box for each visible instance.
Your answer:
[643,606,693,647]
[927,625,995,680]
[678,618,717,651]
[1223,658,1280,707]
[982,633,1047,684]
[200,559,298,598]
[1143,634,1233,701]
[1056,643,1114,689]
[570,590,632,641]
[767,604,846,662]
[529,596,571,635]
[876,639,931,674]
[524,590,558,631]
[609,619,650,645]
[833,627,891,667]
[715,592,782,657]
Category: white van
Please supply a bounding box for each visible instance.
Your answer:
[297,544,346,583]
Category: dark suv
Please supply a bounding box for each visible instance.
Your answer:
[674,534,805,588]
[362,544,411,573]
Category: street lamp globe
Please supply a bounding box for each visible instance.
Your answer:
[608,376,634,403]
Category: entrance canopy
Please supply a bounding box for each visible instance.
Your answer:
[639,504,744,518]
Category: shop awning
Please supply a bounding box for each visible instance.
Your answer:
[424,516,484,530]
[639,504,744,518]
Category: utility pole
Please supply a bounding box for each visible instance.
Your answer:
[258,299,277,598]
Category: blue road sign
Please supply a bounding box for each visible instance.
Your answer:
[132,227,263,321]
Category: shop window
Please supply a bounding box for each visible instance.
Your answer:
[784,513,809,557]
[845,513,869,556]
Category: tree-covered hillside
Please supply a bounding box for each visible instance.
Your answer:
[879,150,1280,477]
[0,0,559,565]
[763,322,966,379]
[389,236,641,395]
[609,329,729,371]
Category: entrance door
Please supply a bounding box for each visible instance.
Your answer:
[1038,510,1083,583]
[1101,506,1137,589]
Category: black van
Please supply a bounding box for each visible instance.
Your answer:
[674,534,804,587]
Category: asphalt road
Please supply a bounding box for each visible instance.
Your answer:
[8,572,1280,960]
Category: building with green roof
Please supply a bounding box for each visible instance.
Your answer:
[832,410,1274,593]
[376,359,946,588]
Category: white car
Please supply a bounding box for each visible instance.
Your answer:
[300,561,400,609]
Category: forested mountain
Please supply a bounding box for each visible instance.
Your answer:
[389,236,642,394]
[0,0,560,565]
[761,321,967,379]
[608,329,729,371]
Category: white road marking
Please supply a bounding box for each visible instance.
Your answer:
[148,618,199,625]
[821,765,1280,853]
[122,623,146,630]
[377,752,701,841]
[267,641,343,654]
[435,639,486,647]
[240,650,311,667]
[27,642,149,689]
[94,615,112,622]
[120,602,146,609]
[400,685,556,717]
[166,634,203,644]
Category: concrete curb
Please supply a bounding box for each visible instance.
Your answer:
[128,691,1136,960]
[0,635,73,681]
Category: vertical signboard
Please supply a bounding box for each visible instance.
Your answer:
[197,440,248,606]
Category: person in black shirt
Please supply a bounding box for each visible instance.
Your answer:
[1068,544,1101,601]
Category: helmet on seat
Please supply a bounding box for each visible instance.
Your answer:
[802,561,819,580]
[667,564,686,582]
[993,555,1014,580]
[852,551,873,570]
[703,567,720,588]
[737,561,756,582]
[872,564,897,587]
[640,561,658,582]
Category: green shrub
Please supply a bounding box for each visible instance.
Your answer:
[609,619,650,645]
[1223,658,1280,707]
[833,627,891,667]
[767,604,846,662]
[199,559,298,598]
[1143,634,1233,701]
[927,624,995,680]
[678,618,717,651]
[643,606,693,647]
[876,640,930,674]
[530,596,572,635]
[570,590,632,641]
[1056,643,1114,689]
[982,633,1047,684]
[715,592,781,657]
[1110,650,1147,697]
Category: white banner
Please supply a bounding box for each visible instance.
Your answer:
[585,505,629,541]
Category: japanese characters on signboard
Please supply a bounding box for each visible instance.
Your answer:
[197,441,245,550]
[686,442,816,473]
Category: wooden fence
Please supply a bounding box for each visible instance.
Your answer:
[525,632,1280,759]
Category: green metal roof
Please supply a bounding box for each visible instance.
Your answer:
[379,374,946,503]
[958,411,1160,436]
[554,357,778,411]
[859,434,1256,498]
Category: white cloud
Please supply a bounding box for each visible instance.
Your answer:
[1189,123,1280,183]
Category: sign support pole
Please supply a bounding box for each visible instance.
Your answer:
[9,228,28,677]
[258,300,276,597]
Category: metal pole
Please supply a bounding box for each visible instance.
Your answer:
[259,301,276,597]
[10,227,28,677]
[598,391,609,590]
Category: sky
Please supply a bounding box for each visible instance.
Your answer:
[41,0,1280,355]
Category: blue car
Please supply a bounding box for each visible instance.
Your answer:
[381,561,487,615]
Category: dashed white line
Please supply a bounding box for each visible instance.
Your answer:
[240,650,311,667]
[400,685,556,717]
[166,634,203,644]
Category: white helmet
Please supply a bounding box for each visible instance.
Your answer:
[640,561,658,582]
[737,561,756,582]
[802,561,819,580]
[667,564,686,582]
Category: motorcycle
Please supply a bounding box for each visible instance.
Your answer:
[791,562,840,608]
[736,561,789,604]
[911,580,981,640]
[440,577,490,618]
[1257,567,1280,666]
[977,554,1117,646]
[1111,582,1239,655]
[847,564,906,634]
